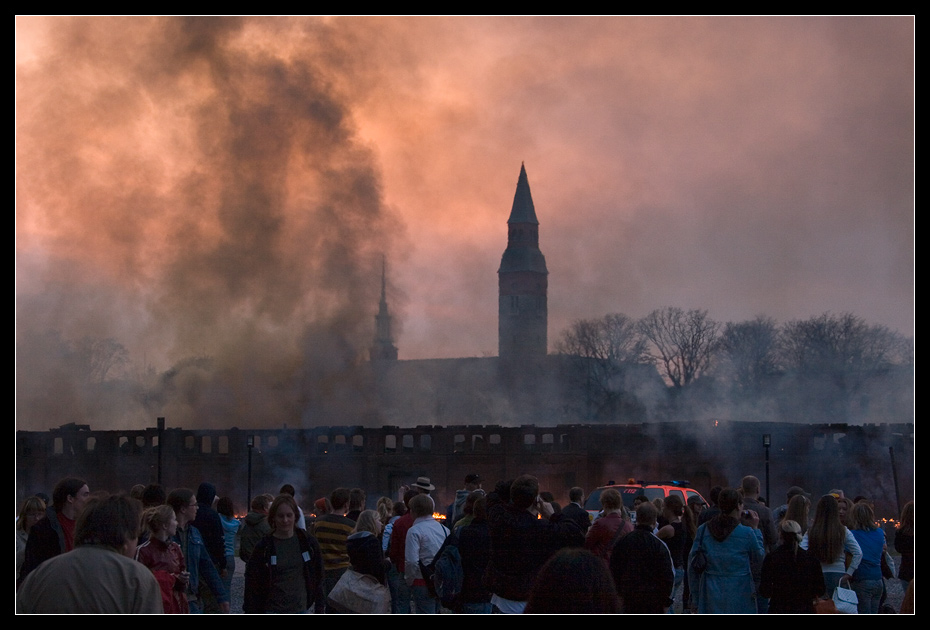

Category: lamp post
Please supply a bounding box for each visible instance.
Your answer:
[157,417,165,486]
[762,434,771,505]
[889,446,901,514]
[247,435,255,509]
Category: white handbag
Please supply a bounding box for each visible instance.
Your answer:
[327,569,391,614]
[832,577,858,614]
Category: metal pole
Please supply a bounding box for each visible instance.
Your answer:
[157,417,165,486]
[762,434,771,504]
[889,446,901,515]
[247,435,255,509]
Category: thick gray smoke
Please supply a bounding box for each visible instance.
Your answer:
[16,17,402,429]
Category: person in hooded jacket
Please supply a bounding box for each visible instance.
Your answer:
[240,494,273,563]
[688,487,765,614]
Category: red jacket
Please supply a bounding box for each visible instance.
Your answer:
[388,512,415,572]
[135,536,188,613]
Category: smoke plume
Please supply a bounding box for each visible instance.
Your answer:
[16,17,402,429]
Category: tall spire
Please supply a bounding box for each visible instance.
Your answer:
[508,162,539,225]
[378,257,388,314]
[370,257,398,361]
[498,164,548,361]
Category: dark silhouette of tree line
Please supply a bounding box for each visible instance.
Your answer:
[556,308,913,424]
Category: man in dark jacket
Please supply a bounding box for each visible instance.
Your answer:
[193,482,226,571]
[457,495,493,613]
[240,493,273,562]
[610,502,674,614]
[561,486,591,535]
[484,475,584,613]
[19,477,90,585]
[192,482,227,612]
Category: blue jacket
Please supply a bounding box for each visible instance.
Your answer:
[689,519,765,614]
[173,524,229,604]
[851,527,885,581]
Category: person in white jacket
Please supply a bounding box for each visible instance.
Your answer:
[800,494,862,598]
[405,493,449,613]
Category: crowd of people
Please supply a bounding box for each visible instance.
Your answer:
[15,473,915,614]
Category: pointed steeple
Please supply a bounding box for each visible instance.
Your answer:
[508,162,539,225]
[370,257,398,361]
[498,164,548,360]
[377,259,389,318]
[499,164,548,275]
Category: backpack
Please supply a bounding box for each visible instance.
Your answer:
[431,541,464,609]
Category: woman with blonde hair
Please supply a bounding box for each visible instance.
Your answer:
[375,496,393,526]
[135,504,189,613]
[15,496,46,581]
[347,509,388,584]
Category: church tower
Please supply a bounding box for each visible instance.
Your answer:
[370,259,398,361]
[498,164,548,361]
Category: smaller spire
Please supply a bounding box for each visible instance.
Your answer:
[371,256,398,361]
[379,256,388,311]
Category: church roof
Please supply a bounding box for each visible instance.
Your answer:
[508,163,539,225]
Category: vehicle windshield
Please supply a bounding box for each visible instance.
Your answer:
[584,486,651,511]
[584,486,691,511]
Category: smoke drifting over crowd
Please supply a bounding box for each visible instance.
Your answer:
[16,17,913,430]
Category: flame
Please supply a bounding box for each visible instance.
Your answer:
[432,512,446,521]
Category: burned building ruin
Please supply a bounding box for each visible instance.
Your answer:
[16,420,914,523]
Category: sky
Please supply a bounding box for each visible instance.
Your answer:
[16,16,913,380]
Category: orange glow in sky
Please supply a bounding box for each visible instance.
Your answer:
[16,17,913,429]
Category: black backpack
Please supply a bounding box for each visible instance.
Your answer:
[431,541,464,609]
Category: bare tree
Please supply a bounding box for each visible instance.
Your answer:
[780,312,912,422]
[638,307,719,388]
[781,312,909,384]
[556,313,649,420]
[717,316,781,394]
[557,313,648,366]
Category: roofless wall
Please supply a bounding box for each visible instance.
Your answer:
[17,421,913,519]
